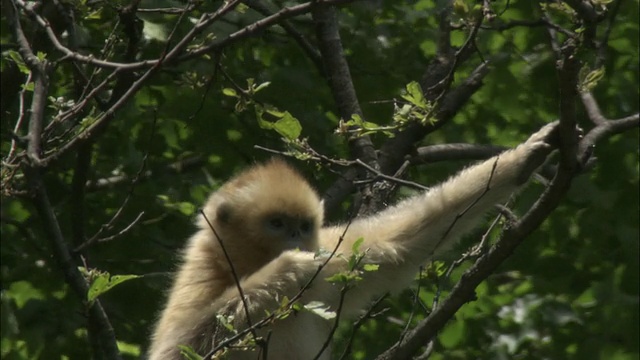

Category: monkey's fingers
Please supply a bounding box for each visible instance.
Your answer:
[516,122,560,184]
[524,121,560,149]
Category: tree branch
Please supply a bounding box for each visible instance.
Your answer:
[413,143,507,163]
[312,5,377,165]
[7,2,123,358]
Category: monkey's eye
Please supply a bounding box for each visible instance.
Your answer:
[300,220,312,233]
[269,218,285,229]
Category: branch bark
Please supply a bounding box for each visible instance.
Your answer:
[6,1,122,358]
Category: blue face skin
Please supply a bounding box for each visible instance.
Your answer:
[264,214,315,251]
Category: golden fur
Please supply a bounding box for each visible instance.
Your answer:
[148,123,558,359]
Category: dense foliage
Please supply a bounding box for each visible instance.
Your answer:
[1,0,638,359]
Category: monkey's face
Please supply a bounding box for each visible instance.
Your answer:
[204,158,324,270]
[211,194,322,267]
[262,212,317,252]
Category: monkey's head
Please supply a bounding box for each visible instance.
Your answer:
[200,158,323,272]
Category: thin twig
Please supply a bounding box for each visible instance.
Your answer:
[199,210,260,340]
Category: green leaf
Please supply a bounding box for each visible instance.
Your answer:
[350,113,364,124]
[116,341,141,357]
[363,264,379,272]
[273,112,302,140]
[253,81,271,93]
[325,273,348,284]
[215,314,236,331]
[254,105,273,129]
[264,104,286,117]
[352,237,364,253]
[579,66,605,92]
[222,88,238,97]
[453,0,469,17]
[7,281,45,309]
[7,50,29,74]
[348,254,358,270]
[178,345,204,360]
[403,81,425,106]
[87,273,141,303]
[85,8,103,20]
[177,202,196,216]
[142,20,168,42]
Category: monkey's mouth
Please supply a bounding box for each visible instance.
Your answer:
[284,241,309,251]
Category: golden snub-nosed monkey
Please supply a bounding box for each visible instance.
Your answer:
[149,122,560,360]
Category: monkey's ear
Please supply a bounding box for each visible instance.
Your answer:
[216,202,233,224]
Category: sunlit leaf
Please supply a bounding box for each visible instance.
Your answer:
[273,112,302,140]
[304,301,336,320]
[87,274,141,303]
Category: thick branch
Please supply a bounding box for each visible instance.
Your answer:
[581,91,606,125]
[312,5,377,166]
[578,114,640,163]
[413,144,507,163]
[556,42,581,171]
[312,4,380,214]
[26,168,123,360]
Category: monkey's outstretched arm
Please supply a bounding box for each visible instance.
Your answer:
[314,122,559,312]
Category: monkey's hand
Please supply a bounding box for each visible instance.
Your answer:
[216,251,322,318]
[271,250,347,308]
[515,121,560,184]
[275,250,324,286]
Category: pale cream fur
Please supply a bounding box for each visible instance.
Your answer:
[148,123,558,359]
